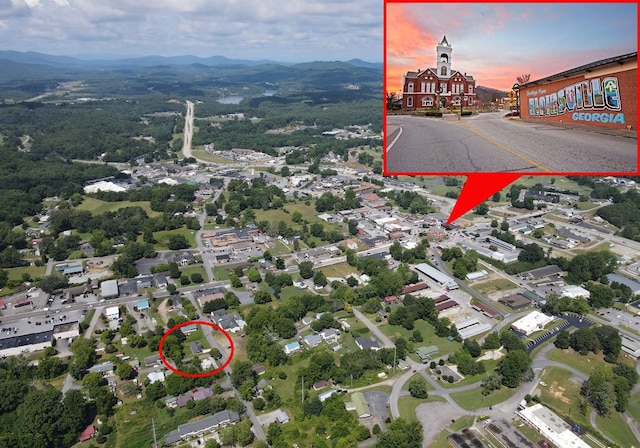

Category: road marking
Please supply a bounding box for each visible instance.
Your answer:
[466,125,553,172]
[386,126,403,153]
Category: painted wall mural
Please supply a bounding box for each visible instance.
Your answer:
[526,77,624,124]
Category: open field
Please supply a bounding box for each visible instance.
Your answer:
[153,228,197,250]
[379,319,462,359]
[318,262,359,278]
[76,197,162,217]
[451,385,516,410]
[546,348,607,377]
[472,278,519,295]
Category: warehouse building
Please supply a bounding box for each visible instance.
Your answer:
[518,52,637,131]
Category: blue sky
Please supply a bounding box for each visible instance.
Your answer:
[0,0,383,62]
[387,2,638,91]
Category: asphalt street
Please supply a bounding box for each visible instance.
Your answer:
[386,113,637,173]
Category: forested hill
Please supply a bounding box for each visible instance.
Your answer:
[475,85,509,104]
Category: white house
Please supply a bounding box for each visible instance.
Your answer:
[105,306,120,321]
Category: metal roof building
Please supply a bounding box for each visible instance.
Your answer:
[101,279,119,299]
[414,263,458,290]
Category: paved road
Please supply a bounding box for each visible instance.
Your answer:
[181,100,195,159]
[386,113,636,173]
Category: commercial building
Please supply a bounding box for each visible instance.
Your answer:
[100,279,119,299]
[0,330,53,357]
[401,36,476,110]
[414,263,458,290]
[518,52,637,131]
[561,285,591,300]
[510,311,554,336]
[518,404,589,448]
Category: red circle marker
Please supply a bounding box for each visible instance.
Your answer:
[158,320,234,378]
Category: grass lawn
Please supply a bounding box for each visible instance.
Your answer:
[190,148,234,163]
[398,395,444,420]
[179,265,207,284]
[6,264,46,282]
[537,367,583,418]
[402,373,436,391]
[379,319,462,358]
[270,355,311,403]
[153,228,197,250]
[269,240,293,256]
[76,196,162,217]
[319,262,359,278]
[451,386,517,411]
[595,411,639,448]
[573,242,614,255]
[627,390,640,424]
[546,348,607,377]
[435,359,500,390]
[472,278,519,295]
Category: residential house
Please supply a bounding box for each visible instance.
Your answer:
[319,328,340,344]
[304,334,323,348]
[284,341,301,355]
[355,336,380,351]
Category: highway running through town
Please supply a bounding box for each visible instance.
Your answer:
[386,113,637,173]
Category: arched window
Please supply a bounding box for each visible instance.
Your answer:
[407,82,414,93]
[440,66,447,76]
[407,97,413,107]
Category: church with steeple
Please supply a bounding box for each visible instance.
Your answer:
[401,36,476,110]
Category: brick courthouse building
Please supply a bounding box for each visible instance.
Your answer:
[518,52,637,131]
[401,36,476,110]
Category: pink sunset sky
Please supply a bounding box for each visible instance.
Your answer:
[386,2,637,93]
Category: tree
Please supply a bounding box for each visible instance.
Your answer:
[313,271,327,287]
[554,329,571,349]
[581,366,618,416]
[482,332,501,350]
[190,272,204,283]
[299,261,314,279]
[247,268,262,283]
[474,202,489,215]
[115,362,135,380]
[499,350,531,388]
[167,234,189,250]
[408,377,429,399]
[516,73,531,84]
[253,290,272,304]
[376,418,423,448]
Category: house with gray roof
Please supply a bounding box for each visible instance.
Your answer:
[164,410,239,445]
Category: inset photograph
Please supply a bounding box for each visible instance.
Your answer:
[385,2,638,174]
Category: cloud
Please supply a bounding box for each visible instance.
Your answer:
[0,0,383,61]
[0,0,31,19]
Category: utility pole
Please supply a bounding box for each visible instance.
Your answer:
[301,376,304,403]
[152,418,158,448]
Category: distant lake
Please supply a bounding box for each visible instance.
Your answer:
[216,95,244,104]
[263,90,278,97]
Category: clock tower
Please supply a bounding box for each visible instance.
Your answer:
[437,36,452,78]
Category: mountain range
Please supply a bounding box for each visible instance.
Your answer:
[0,50,382,71]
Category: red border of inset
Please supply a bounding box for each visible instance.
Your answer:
[158,320,234,378]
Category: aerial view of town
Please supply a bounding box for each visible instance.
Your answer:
[0,2,639,448]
